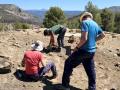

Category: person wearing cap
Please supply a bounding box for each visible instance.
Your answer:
[21,40,57,81]
[58,12,105,90]
[44,24,66,48]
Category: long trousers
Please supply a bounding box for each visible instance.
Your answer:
[62,49,96,90]
[26,62,57,81]
[57,28,66,47]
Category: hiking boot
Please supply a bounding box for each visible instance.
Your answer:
[55,84,70,90]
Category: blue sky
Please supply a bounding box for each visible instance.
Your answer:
[0,0,120,11]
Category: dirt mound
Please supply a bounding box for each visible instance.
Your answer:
[0,29,120,90]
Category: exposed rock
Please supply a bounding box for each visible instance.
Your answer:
[0,55,11,74]
[117,52,120,57]
[99,64,105,69]
[12,42,21,48]
[68,35,75,43]
[112,35,117,38]
[113,54,118,57]
[114,62,120,68]
[108,49,112,52]
[116,48,120,52]
[22,84,26,87]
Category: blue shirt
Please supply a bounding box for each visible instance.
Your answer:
[81,19,103,52]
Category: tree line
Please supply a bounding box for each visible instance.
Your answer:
[43,1,120,34]
[0,2,120,34]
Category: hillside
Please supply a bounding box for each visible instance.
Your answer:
[26,10,82,22]
[0,4,41,24]
[0,4,120,24]
[0,29,120,90]
[66,6,120,29]
[108,6,120,13]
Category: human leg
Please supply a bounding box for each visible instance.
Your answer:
[82,53,96,90]
[38,62,57,78]
[62,50,82,88]
[60,28,66,47]
[57,28,66,47]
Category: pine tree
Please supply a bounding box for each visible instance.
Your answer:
[101,8,115,32]
[43,7,66,28]
[85,1,102,25]
[114,13,120,33]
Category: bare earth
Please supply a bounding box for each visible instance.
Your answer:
[0,29,120,90]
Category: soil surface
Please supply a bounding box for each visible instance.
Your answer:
[0,29,120,90]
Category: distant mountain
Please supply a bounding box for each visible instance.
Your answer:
[0,4,41,24]
[25,10,46,22]
[67,6,120,23]
[64,11,82,18]
[26,10,82,22]
[1,4,119,25]
[108,6,120,13]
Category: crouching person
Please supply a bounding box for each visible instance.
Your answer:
[44,25,67,48]
[21,40,57,81]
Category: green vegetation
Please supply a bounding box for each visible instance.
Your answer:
[13,22,30,30]
[43,7,66,28]
[0,23,13,31]
[101,8,115,32]
[0,22,30,32]
[0,23,3,31]
[66,16,80,29]
[114,13,120,33]
[66,1,120,34]
[85,1,102,26]
[0,4,120,34]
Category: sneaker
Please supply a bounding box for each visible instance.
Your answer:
[55,84,70,90]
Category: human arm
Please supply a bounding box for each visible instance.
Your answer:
[39,54,47,67]
[73,21,88,52]
[73,31,88,52]
[96,31,105,41]
[40,60,45,67]
[49,32,55,46]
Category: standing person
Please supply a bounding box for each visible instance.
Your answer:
[44,25,66,48]
[57,12,105,90]
[21,40,57,81]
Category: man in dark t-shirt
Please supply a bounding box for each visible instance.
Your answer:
[44,25,66,48]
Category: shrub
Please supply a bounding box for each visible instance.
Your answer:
[13,22,30,30]
[0,23,3,31]
[43,7,66,28]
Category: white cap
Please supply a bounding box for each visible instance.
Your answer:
[31,40,43,51]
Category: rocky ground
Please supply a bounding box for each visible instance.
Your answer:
[0,29,120,90]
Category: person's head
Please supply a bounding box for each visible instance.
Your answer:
[44,29,52,36]
[80,12,93,22]
[31,40,43,52]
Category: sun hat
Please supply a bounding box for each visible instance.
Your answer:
[31,40,43,51]
[80,12,93,22]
